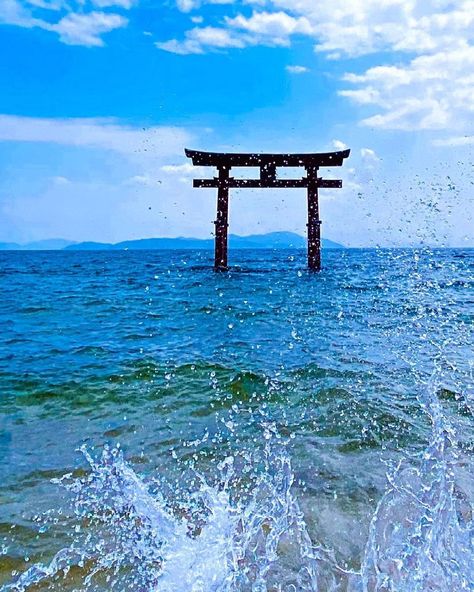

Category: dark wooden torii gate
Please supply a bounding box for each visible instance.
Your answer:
[185,148,350,271]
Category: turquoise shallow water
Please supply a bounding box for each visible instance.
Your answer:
[0,248,473,591]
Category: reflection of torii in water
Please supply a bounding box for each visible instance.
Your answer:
[185,148,350,271]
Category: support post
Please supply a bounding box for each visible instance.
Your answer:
[306,166,321,271]
[214,165,230,271]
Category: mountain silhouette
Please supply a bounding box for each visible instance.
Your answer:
[64,232,344,250]
[0,239,76,250]
[0,233,345,251]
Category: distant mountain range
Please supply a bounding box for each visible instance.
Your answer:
[0,238,77,250]
[0,232,344,251]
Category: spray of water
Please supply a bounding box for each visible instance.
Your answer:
[3,381,473,592]
[3,432,333,592]
[362,377,474,592]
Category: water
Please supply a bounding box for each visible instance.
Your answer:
[0,248,472,591]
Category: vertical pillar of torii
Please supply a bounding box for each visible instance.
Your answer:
[185,148,350,271]
[215,165,230,270]
[306,165,321,271]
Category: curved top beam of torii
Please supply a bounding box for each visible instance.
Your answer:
[185,148,350,168]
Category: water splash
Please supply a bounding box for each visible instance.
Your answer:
[3,435,331,592]
[3,384,474,592]
[362,378,474,592]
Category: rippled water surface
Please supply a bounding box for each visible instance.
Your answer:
[0,248,473,591]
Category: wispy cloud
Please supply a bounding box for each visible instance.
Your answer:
[0,0,130,45]
[175,0,235,13]
[156,11,313,54]
[91,0,135,8]
[286,65,309,74]
[0,115,193,157]
[433,136,474,147]
[156,25,247,54]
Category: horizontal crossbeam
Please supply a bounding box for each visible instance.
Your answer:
[185,148,350,168]
[318,179,343,188]
[193,178,342,189]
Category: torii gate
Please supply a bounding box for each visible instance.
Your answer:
[185,148,350,271]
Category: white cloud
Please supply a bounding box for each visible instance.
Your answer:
[164,0,471,59]
[91,0,134,8]
[124,174,160,185]
[292,1,474,136]
[51,175,71,185]
[331,139,348,151]
[175,0,235,12]
[3,0,474,141]
[51,11,127,46]
[0,0,129,45]
[156,26,248,54]
[160,162,208,184]
[157,10,314,54]
[340,47,474,132]
[360,148,379,161]
[161,163,196,174]
[155,38,203,55]
[0,115,193,157]
[0,0,41,27]
[25,0,64,10]
[157,1,474,139]
[286,65,309,74]
[226,10,313,38]
[360,148,380,175]
[176,0,198,11]
[267,0,474,58]
[433,136,474,147]
[191,25,246,47]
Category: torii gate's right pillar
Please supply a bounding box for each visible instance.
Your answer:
[214,165,230,270]
[306,166,321,271]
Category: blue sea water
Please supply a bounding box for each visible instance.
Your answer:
[0,248,473,591]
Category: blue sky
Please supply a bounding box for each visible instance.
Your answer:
[0,0,472,246]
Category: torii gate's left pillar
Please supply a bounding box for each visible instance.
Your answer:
[215,166,230,270]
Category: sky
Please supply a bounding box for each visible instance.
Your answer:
[0,0,473,247]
